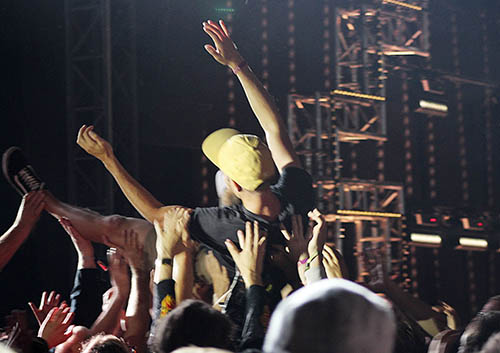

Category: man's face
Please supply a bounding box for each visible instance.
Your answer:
[221,176,241,206]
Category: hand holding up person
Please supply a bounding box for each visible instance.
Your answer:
[58,218,96,269]
[0,191,46,270]
[107,248,131,297]
[203,19,244,70]
[38,306,75,348]
[13,191,45,230]
[225,221,267,288]
[154,207,193,260]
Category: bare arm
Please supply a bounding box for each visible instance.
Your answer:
[76,124,179,224]
[203,20,300,172]
[0,191,45,271]
[122,230,152,353]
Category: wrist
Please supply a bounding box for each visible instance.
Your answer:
[78,255,96,269]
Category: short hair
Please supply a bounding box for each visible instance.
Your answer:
[152,299,235,353]
[461,311,500,353]
[81,334,129,353]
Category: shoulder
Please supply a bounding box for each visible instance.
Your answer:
[271,167,314,214]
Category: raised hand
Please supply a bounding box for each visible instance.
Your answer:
[107,248,131,296]
[306,209,327,258]
[58,218,95,269]
[76,125,113,162]
[154,207,193,260]
[225,221,267,287]
[202,19,244,69]
[29,291,65,326]
[38,306,74,348]
[14,191,45,230]
[280,215,308,263]
[322,245,343,279]
[120,229,146,271]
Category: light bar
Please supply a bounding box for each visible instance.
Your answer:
[419,100,448,113]
[410,233,442,245]
[382,0,423,11]
[332,90,386,101]
[337,209,401,218]
[384,51,418,56]
[458,237,488,248]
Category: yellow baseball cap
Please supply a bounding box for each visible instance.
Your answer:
[202,128,276,191]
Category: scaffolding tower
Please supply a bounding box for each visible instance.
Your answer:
[287,0,428,281]
[65,0,139,215]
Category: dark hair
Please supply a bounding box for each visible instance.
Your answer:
[152,299,235,353]
[462,311,500,353]
[81,334,129,353]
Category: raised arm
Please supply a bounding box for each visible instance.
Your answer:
[76,125,179,224]
[203,20,300,172]
[0,191,45,271]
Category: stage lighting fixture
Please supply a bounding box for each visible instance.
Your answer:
[412,78,448,117]
[414,212,440,227]
[410,233,442,247]
[461,217,486,231]
[457,237,488,250]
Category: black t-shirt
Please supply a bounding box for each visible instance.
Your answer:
[189,166,314,266]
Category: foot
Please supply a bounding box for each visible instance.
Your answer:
[2,147,45,196]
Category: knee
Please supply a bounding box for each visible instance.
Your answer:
[103,214,127,232]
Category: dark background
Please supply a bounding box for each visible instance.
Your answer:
[1,0,500,325]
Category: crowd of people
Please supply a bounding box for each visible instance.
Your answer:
[1,19,500,353]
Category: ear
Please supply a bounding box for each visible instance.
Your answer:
[231,179,243,192]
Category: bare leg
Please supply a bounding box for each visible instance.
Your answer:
[43,191,156,265]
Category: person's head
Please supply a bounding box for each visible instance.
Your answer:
[459,311,500,353]
[481,296,500,312]
[152,299,235,353]
[80,334,129,353]
[263,279,396,353]
[202,129,277,203]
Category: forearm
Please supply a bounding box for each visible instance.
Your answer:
[385,278,439,321]
[235,65,283,134]
[90,290,128,335]
[0,224,32,271]
[70,268,105,327]
[173,251,194,303]
[103,155,163,223]
[124,268,151,352]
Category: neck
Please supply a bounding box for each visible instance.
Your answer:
[241,189,281,220]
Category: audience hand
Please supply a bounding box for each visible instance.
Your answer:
[13,191,45,231]
[154,207,193,260]
[120,229,146,272]
[202,19,244,70]
[76,125,113,163]
[225,221,266,287]
[205,251,230,302]
[58,218,95,269]
[322,245,343,279]
[307,209,327,258]
[38,306,74,348]
[435,301,461,330]
[29,291,65,326]
[280,215,308,263]
[107,248,131,297]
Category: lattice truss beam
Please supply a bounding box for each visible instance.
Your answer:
[65,0,138,214]
[335,1,429,94]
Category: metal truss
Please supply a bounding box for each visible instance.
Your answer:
[334,1,429,95]
[65,0,138,214]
